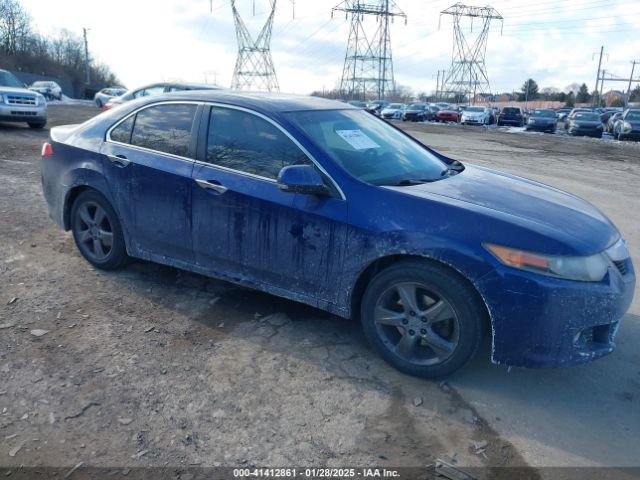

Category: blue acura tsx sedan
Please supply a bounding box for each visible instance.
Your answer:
[41,91,635,378]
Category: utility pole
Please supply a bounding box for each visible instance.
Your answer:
[435,70,441,101]
[599,69,605,107]
[524,79,530,108]
[82,27,90,86]
[592,46,605,107]
[627,60,637,107]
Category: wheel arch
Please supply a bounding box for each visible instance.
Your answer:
[349,254,491,333]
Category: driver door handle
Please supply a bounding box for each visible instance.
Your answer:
[195,179,228,195]
[107,154,130,167]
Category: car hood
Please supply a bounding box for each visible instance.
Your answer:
[0,86,36,95]
[386,164,618,255]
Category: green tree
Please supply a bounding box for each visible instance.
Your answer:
[565,91,575,107]
[576,83,591,103]
[519,78,539,101]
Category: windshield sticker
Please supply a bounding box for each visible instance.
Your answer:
[336,130,381,150]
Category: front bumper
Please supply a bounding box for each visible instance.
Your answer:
[476,258,635,368]
[526,122,556,131]
[569,127,602,136]
[619,130,640,140]
[0,103,47,123]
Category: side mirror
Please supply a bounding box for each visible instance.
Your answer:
[277,165,329,196]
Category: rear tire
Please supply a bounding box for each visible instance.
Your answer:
[360,260,484,378]
[70,190,129,270]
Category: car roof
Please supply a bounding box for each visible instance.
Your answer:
[142,90,358,113]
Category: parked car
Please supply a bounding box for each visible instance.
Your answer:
[497,107,525,127]
[29,81,63,101]
[103,82,222,110]
[380,103,405,120]
[460,106,492,125]
[566,108,592,121]
[94,87,127,108]
[606,112,623,134]
[565,111,604,138]
[525,109,558,133]
[365,100,389,116]
[612,109,640,141]
[0,69,47,128]
[435,108,460,123]
[40,91,635,378]
[402,103,431,122]
[347,100,367,109]
[555,107,572,121]
[600,108,623,124]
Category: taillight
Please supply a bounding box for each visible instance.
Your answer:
[103,103,112,111]
[41,142,53,157]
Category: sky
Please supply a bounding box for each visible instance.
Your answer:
[18,0,640,96]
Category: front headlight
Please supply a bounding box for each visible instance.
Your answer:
[623,121,632,132]
[0,93,5,105]
[35,94,46,106]
[484,243,609,282]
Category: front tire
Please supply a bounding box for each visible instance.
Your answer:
[71,190,129,270]
[28,121,46,129]
[360,260,484,378]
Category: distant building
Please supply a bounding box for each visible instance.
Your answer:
[603,90,625,106]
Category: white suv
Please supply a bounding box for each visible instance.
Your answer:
[0,69,47,129]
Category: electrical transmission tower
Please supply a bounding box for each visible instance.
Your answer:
[439,3,502,104]
[231,0,279,92]
[332,1,406,101]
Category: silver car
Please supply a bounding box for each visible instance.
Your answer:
[103,82,222,110]
[94,87,126,108]
[0,69,47,129]
[29,81,63,100]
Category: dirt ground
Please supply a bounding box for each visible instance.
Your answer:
[1,105,638,479]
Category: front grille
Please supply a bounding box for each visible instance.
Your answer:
[613,259,628,276]
[11,111,36,116]
[6,95,36,106]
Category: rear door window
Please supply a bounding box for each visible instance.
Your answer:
[130,103,197,157]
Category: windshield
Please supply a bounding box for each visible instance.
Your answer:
[574,112,599,121]
[285,109,449,185]
[387,104,403,110]
[466,107,484,112]
[0,71,23,88]
[408,103,425,110]
[533,110,556,118]
[626,111,640,121]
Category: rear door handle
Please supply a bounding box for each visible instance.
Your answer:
[195,179,228,195]
[107,154,130,167]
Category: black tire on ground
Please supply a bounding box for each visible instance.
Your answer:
[28,122,46,129]
[70,190,129,270]
[360,260,485,378]
[96,99,102,108]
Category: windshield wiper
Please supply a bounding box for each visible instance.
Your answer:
[380,178,435,186]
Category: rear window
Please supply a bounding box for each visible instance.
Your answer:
[502,107,520,114]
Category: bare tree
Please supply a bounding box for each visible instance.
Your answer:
[0,0,32,54]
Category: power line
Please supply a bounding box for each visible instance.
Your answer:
[231,0,279,91]
[439,3,503,104]
[332,1,407,100]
